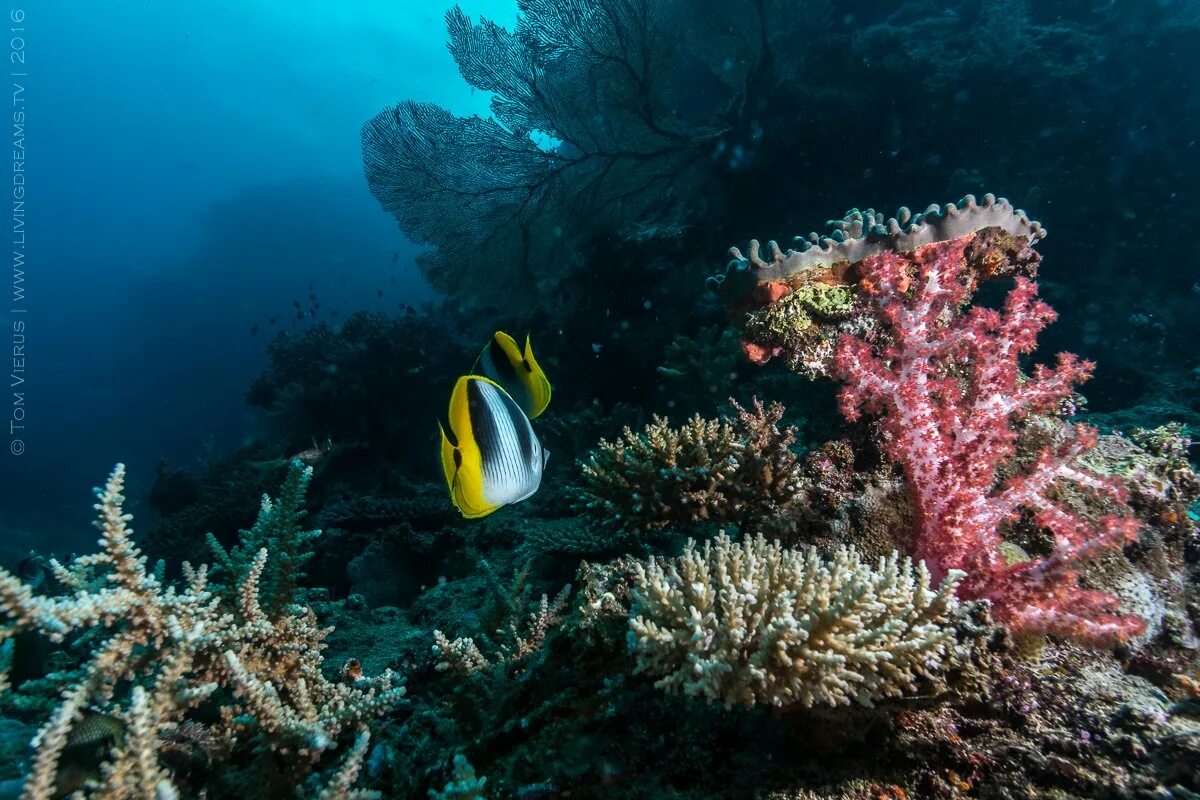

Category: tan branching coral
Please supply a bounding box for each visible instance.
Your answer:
[316,730,380,800]
[0,464,405,800]
[626,532,967,709]
[433,585,570,676]
[572,399,804,533]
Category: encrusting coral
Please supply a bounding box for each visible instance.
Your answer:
[0,463,405,799]
[625,532,969,709]
[740,282,858,377]
[572,399,804,534]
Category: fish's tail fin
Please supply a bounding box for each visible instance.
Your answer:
[522,333,552,418]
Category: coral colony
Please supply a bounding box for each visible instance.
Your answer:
[5,0,1198,793]
[0,188,1197,797]
[833,236,1142,644]
[0,465,404,800]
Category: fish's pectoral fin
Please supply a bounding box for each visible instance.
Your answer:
[438,421,460,497]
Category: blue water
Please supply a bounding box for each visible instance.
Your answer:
[4,0,515,542]
[1,3,1199,798]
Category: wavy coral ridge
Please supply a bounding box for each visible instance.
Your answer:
[713,193,1045,294]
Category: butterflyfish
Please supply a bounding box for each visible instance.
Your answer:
[472,332,552,419]
[439,375,548,518]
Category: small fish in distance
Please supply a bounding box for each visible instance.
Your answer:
[249,437,334,472]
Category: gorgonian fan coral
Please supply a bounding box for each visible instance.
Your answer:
[362,0,745,309]
[832,236,1144,645]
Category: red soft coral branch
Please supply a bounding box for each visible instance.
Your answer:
[833,236,1143,644]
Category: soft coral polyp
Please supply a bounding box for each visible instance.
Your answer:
[833,236,1143,645]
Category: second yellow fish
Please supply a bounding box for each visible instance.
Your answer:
[473,331,552,419]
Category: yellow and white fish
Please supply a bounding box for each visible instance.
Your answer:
[472,332,552,419]
[439,375,549,519]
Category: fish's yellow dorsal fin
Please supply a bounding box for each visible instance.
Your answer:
[521,334,552,419]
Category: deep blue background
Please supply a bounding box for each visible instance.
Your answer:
[1,0,515,546]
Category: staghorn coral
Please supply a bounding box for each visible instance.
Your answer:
[432,557,569,677]
[626,532,969,709]
[833,236,1144,645]
[207,460,321,613]
[316,730,379,800]
[0,465,404,800]
[427,753,486,800]
[572,398,804,534]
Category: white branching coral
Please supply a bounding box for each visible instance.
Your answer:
[0,464,405,800]
[627,532,967,709]
[316,730,380,800]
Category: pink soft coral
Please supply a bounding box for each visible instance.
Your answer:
[833,236,1143,644]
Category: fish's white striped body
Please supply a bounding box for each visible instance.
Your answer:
[439,375,548,518]
[471,379,546,506]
